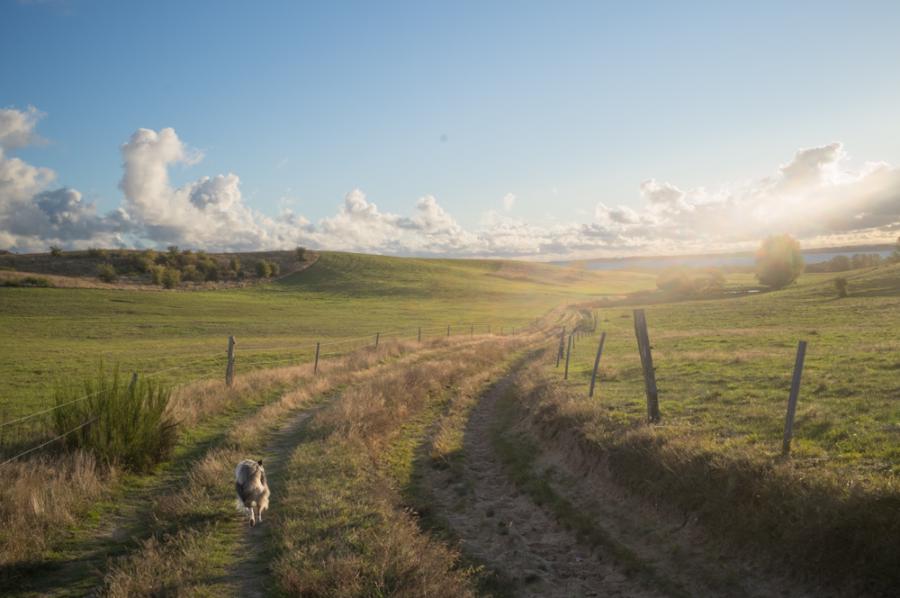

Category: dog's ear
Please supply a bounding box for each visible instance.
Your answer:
[257,459,263,466]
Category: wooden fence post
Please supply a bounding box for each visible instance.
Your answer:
[588,332,607,398]
[447,325,451,337]
[128,372,138,392]
[417,327,422,342]
[470,325,474,336]
[488,324,491,335]
[314,342,320,374]
[225,335,236,387]
[633,310,659,422]
[782,340,807,457]
[375,332,380,348]
[556,327,566,368]
[564,333,573,380]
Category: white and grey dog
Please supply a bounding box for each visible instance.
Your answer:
[235,459,270,527]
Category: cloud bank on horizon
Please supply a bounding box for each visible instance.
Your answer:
[1,106,898,258]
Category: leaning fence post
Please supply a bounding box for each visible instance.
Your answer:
[782,340,807,457]
[633,310,659,422]
[225,335,236,387]
[588,332,607,398]
[564,333,573,380]
[470,325,474,336]
[314,342,320,374]
[417,327,422,342]
[447,325,451,337]
[488,324,491,335]
[375,332,380,348]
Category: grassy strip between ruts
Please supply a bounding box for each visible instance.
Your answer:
[269,332,542,597]
[510,348,900,596]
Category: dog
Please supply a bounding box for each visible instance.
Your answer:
[235,459,270,527]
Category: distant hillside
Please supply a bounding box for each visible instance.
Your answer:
[0,247,315,289]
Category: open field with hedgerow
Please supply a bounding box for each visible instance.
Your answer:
[0,251,654,419]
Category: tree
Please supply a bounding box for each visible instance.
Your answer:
[755,234,804,289]
[49,245,63,257]
[229,256,241,274]
[255,260,273,278]
[295,246,306,261]
[834,277,848,298]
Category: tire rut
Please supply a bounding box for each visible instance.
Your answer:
[227,401,323,598]
[425,373,666,598]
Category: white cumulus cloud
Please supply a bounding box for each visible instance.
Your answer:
[1,106,898,259]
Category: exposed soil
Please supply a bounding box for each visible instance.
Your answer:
[424,373,665,598]
[419,360,845,598]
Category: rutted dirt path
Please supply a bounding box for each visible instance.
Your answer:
[424,373,665,598]
[228,403,322,598]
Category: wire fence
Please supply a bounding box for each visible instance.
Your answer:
[0,319,523,466]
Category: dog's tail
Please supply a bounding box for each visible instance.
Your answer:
[235,481,257,510]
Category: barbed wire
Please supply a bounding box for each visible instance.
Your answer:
[0,416,98,468]
[0,319,524,465]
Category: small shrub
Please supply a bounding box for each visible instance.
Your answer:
[49,245,63,257]
[87,247,108,259]
[229,256,241,274]
[52,367,178,473]
[255,260,273,278]
[295,246,306,261]
[181,264,203,283]
[161,268,181,289]
[270,262,281,276]
[3,276,52,287]
[149,265,165,285]
[834,277,848,298]
[97,263,118,283]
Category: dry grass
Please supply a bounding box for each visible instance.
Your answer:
[270,335,539,596]
[0,339,425,582]
[98,338,463,596]
[0,451,115,566]
[509,349,900,595]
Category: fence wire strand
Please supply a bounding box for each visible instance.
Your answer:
[0,319,523,464]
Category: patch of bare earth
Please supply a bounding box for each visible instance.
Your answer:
[424,374,665,598]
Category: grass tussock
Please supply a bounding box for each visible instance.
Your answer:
[103,527,229,598]
[511,352,900,595]
[53,367,177,473]
[0,451,114,567]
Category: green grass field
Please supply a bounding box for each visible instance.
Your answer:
[0,251,654,418]
[558,263,900,478]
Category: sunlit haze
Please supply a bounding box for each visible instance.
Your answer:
[2,0,900,258]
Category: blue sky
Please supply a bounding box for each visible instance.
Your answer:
[2,0,900,257]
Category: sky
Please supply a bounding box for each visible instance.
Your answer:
[2,0,900,258]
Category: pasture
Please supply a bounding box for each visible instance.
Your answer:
[559,263,900,478]
[0,251,897,597]
[0,251,653,417]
